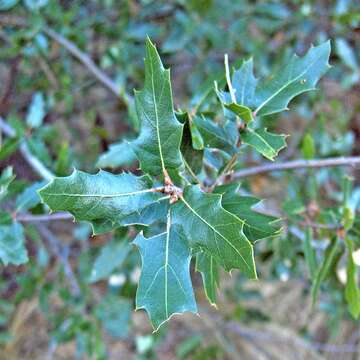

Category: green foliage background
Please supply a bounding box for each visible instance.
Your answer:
[0,0,359,359]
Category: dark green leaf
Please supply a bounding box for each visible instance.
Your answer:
[134,210,197,330]
[38,170,163,234]
[241,128,287,160]
[215,184,281,242]
[173,185,256,277]
[131,38,183,176]
[196,252,219,306]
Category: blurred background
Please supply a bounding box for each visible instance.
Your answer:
[0,0,360,359]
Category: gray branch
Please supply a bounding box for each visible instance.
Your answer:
[231,157,360,180]
[0,117,54,181]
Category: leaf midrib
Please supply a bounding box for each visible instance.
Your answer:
[180,195,252,272]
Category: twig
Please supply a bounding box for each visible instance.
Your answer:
[226,322,359,354]
[16,212,73,222]
[37,224,80,297]
[0,117,54,180]
[0,15,125,101]
[230,157,360,180]
[42,28,122,99]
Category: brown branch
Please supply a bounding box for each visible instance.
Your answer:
[230,157,360,180]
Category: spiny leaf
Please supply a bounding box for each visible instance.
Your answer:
[196,252,220,306]
[131,37,184,176]
[241,128,287,161]
[38,169,163,234]
[134,210,197,331]
[173,185,256,277]
[214,184,281,242]
[0,222,28,266]
[254,41,331,116]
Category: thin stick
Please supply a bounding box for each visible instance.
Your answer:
[0,117,54,180]
[231,157,360,180]
[37,224,80,296]
[43,28,121,99]
[16,212,73,222]
[0,16,125,101]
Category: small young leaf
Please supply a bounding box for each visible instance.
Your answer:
[26,92,46,129]
[303,227,317,280]
[0,167,16,203]
[301,133,315,160]
[311,237,339,306]
[38,170,163,234]
[134,210,197,330]
[217,58,256,123]
[0,222,28,266]
[131,37,184,176]
[344,237,360,319]
[241,128,287,161]
[196,252,219,306]
[173,185,256,277]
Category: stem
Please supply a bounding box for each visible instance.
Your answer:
[0,117,54,181]
[211,153,238,189]
[230,157,360,180]
[224,54,236,103]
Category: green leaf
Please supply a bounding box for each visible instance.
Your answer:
[254,41,331,116]
[217,59,256,123]
[311,237,339,306]
[96,141,137,169]
[214,184,280,242]
[345,237,360,319]
[241,128,287,161]
[89,239,131,283]
[26,92,46,129]
[0,222,28,266]
[303,227,317,281]
[134,210,197,331]
[180,116,204,178]
[196,252,219,306]
[224,103,253,123]
[95,295,132,338]
[15,181,46,212]
[38,170,163,234]
[0,0,19,10]
[193,115,236,155]
[173,185,256,277]
[0,167,15,203]
[131,38,183,176]
[301,133,315,160]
